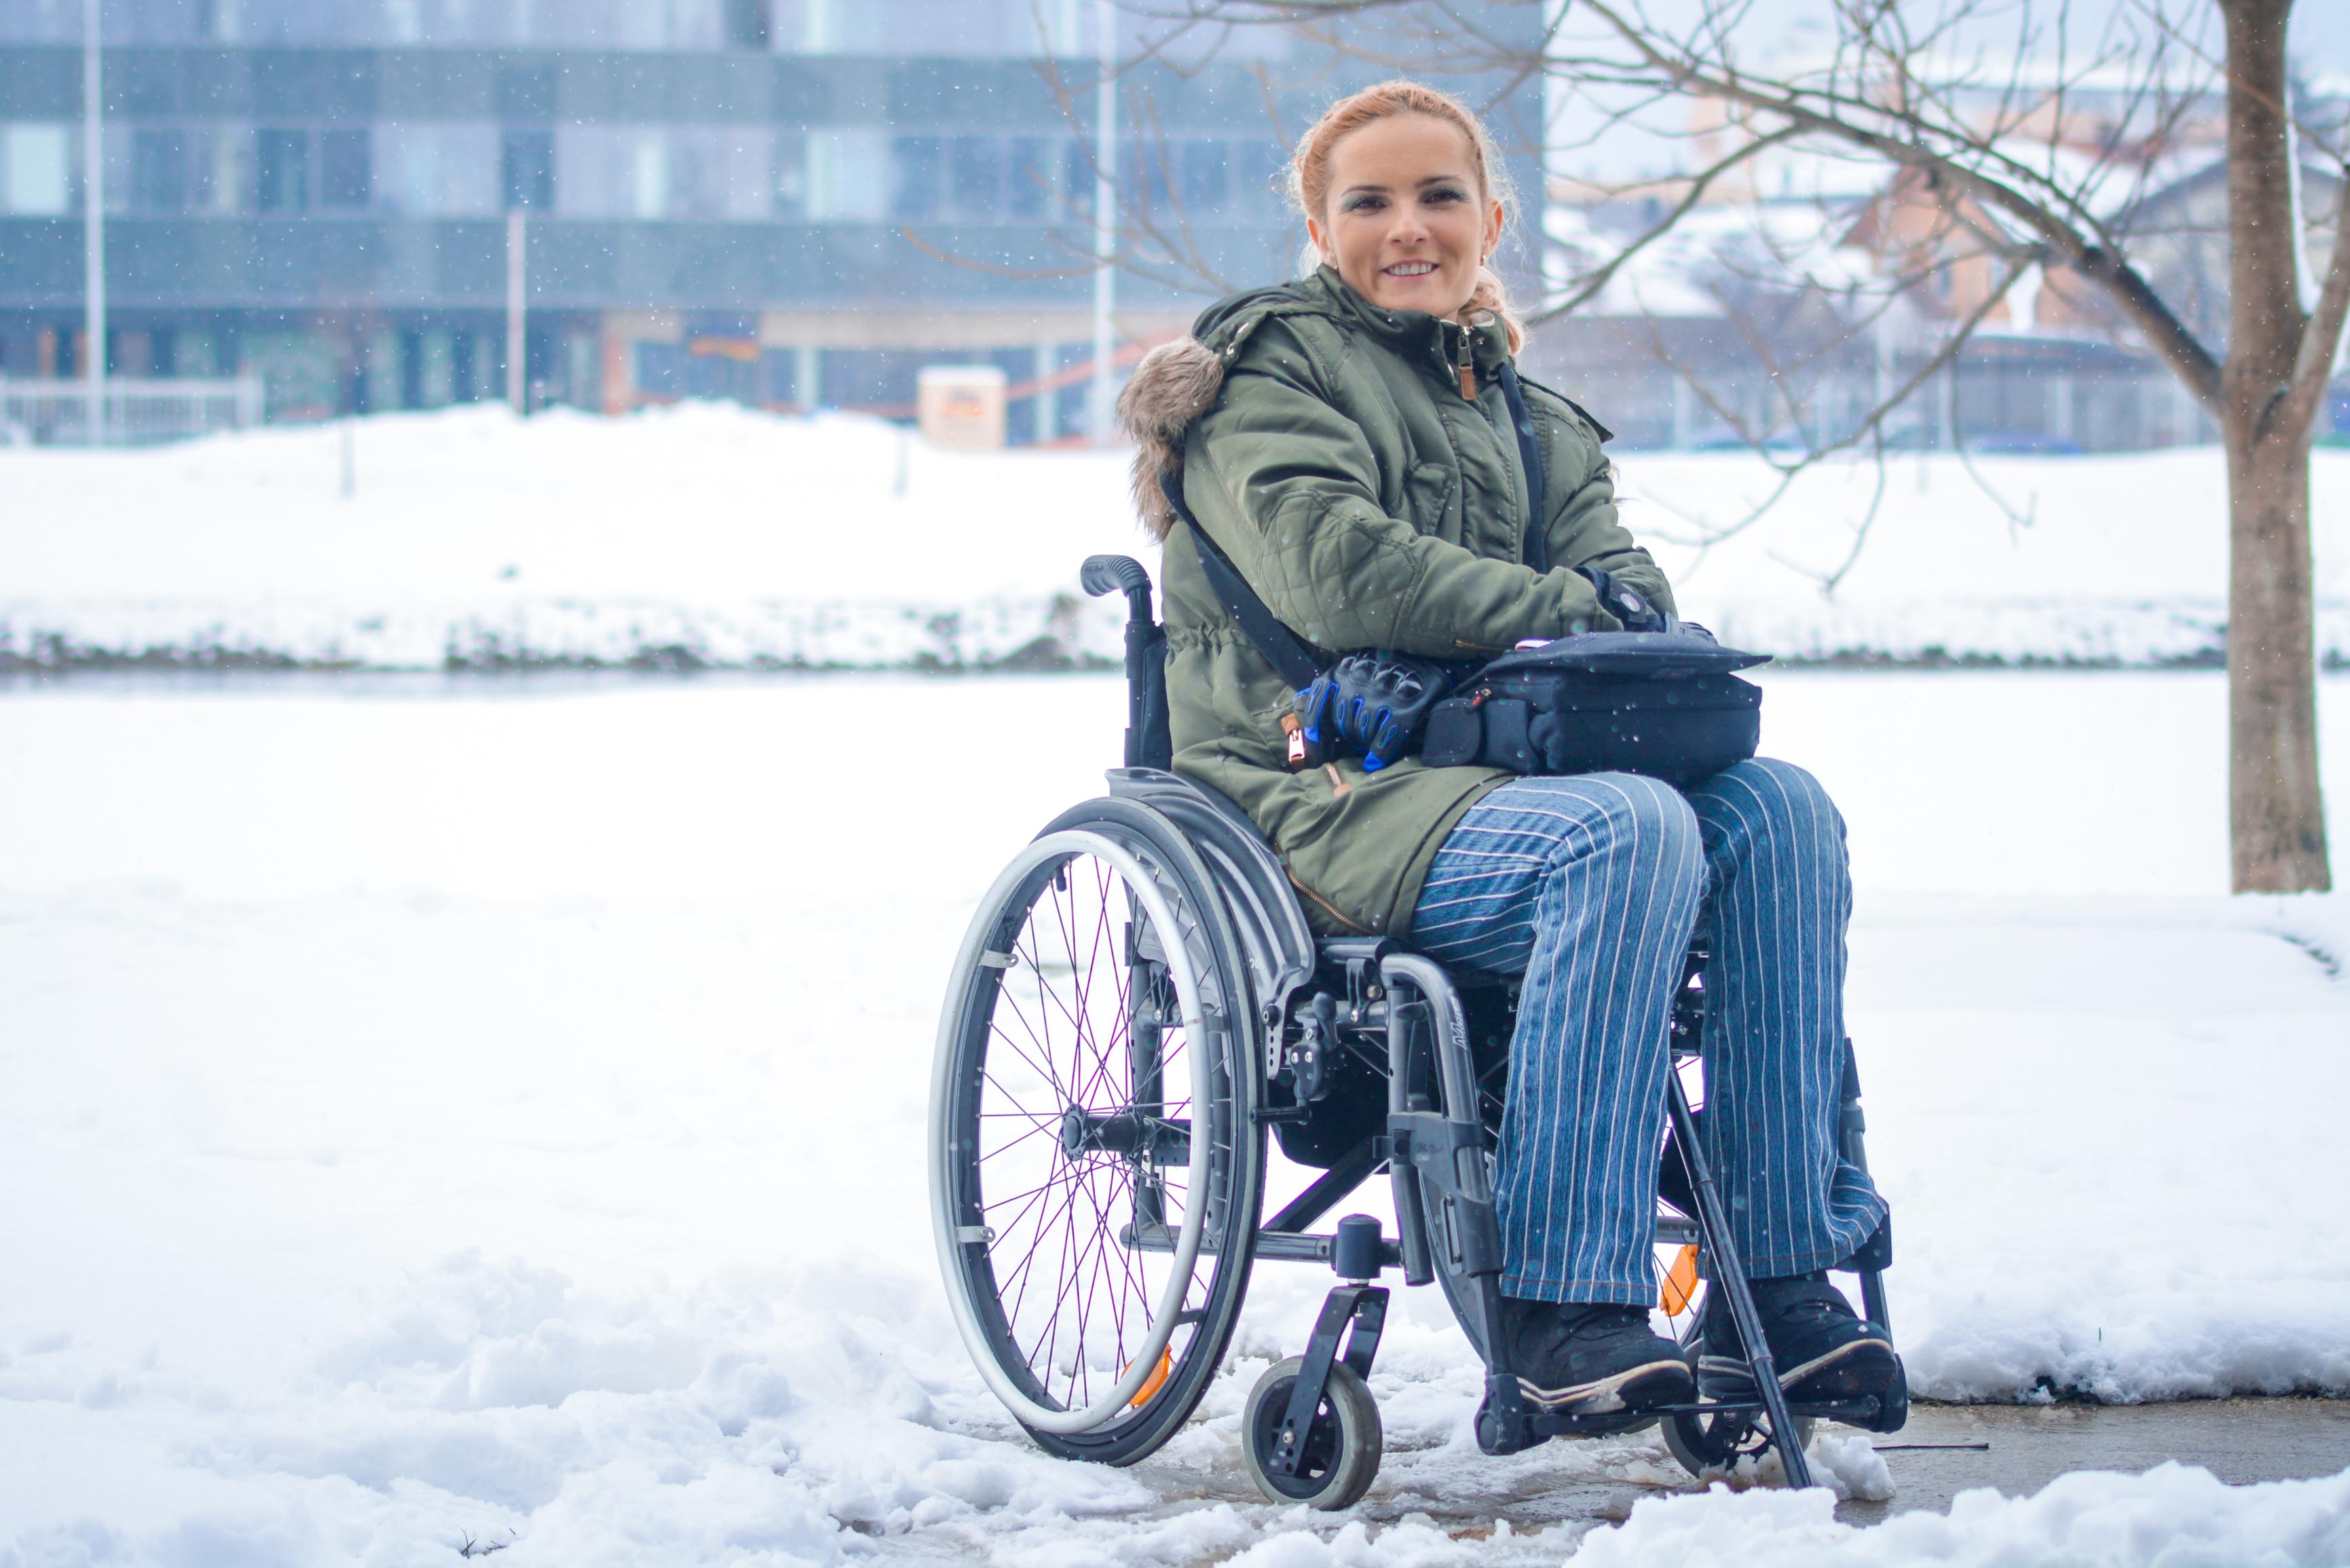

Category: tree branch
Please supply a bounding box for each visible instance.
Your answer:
[1573,0,2226,407]
[2288,162,2350,428]
[1532,124,1810,324]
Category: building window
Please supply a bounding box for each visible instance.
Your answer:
[132,128,189,212]
[806,130,888,221]
[256,129,310,213]
[948,135,1003,216]
[502,129,555,210]
[1230,138,1284,219]
[320,128,371,208]
[1007,136,1053,219]
[891,135,943,219]
[772,131,807,217]
[1178,140,1228,214]
[377,124,498,217]
[635,341,683,396]
[631,132,668,219]
[725,0,769,48]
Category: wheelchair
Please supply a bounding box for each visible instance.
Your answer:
[927,554,1905,1509]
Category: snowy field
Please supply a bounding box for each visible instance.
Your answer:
[1,669,2347,1565]
[2,403,2347,669]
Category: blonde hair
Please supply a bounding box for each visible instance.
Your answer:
[1288,79,1524,354]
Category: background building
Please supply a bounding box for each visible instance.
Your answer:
[0,0,1546,441]
[1532,72,2350,453]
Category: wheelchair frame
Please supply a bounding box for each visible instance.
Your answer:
[928,554,1902,1506]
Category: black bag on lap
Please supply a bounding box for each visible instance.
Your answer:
[1418,630,1767,787]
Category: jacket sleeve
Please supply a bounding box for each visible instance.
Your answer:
[1186,321,1624,660]
[1542,443,1678,620]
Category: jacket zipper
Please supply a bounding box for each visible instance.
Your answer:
[1453,322,1476,400]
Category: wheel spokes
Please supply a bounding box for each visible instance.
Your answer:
[964,847,1218,1417]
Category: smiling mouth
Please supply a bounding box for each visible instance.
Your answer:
[1383,261,1436,277]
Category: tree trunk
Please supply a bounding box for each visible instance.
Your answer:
[2220,0,2332,893]
[2224,422,2331,891]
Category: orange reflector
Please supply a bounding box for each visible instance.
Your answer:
[1129,1345,1173,1408]
[1660,1244,1700,1316]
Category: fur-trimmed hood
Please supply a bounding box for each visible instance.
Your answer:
[1115,335,1229,541]
[1115,278,1337,540]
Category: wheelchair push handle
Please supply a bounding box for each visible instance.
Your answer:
[1082,554,1155,624]
[1082,555,1172,772]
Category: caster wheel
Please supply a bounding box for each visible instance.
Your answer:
[1662,1406,1812,1481]
[1242,1356,1382,1510]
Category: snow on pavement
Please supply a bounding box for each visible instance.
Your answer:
[0,670,2346,1564]
[1,403,2345,669]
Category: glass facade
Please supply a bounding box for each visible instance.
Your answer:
[0,1,1541,426]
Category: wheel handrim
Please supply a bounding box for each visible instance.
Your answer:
[931,829,1218,1434]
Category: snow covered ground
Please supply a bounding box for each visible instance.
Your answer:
[2,403,2345,669]
[1,669,2346,1565]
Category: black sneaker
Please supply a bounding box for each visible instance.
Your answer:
[1498,1298,1696,1415]
[1697,1272,1899,1404]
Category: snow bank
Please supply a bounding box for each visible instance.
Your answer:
[1570,1463,2350,1567]
[1,673,2347,1563]
[1,402,2343,669]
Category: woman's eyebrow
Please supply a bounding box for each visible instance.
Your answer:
[1339,173,1468,198]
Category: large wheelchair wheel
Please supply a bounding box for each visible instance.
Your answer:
[931,799,1265,1465]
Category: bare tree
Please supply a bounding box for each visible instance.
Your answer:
[1133,0,2340,893]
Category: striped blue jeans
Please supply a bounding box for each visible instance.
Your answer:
[1409,760,1887,1306]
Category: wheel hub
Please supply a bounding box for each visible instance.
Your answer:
[1058,1106,1189,1163]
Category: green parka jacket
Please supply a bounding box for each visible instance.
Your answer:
[1117,266,1676,938]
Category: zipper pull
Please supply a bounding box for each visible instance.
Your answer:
[1455,324,1476,400]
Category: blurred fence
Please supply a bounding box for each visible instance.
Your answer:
[0,377,265,448]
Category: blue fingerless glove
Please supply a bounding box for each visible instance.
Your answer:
[1296,651,1453,771]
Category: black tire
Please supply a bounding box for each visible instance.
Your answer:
[1662,1404,1814,1480]
[1242,1356,1383,1510]
[931,798,1265,1466]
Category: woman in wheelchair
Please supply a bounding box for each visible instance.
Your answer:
[1119,81,1899,1423]
[933,77,1903,1501]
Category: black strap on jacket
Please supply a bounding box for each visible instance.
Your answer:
[1159,470,1326,690]
[1160,366,1552,691]
[1497,363,1549,574]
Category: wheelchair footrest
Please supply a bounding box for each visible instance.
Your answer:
[1527,1408,1662,1440]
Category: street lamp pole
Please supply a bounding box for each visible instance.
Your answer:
[506,207,527,414]
[82,0,106,447]
[1087,0,1116,447]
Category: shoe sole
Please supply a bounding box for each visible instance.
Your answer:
[1698,1338,1899,1403]
[1518,1357,1696,1415]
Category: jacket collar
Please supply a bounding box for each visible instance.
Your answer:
[1305,265,1510,386]
[1188,267,1512,390]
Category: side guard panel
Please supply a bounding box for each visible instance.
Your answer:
[1108,768,1316,1070]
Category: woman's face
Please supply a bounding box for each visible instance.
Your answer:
[1307,113,1505,318]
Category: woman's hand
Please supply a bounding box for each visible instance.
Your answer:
[1295,652,1454,771]
[1573,565,1671,633]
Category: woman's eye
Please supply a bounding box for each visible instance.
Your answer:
[1344,194,1385,212]
[1425,187,1465,204]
